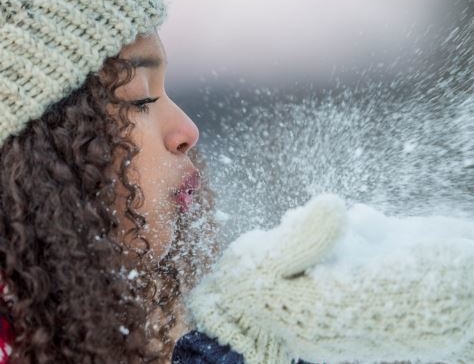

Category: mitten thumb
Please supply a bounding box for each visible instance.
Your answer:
[270,193,348,278]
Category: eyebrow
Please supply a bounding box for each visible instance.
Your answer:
[128,55,163,69]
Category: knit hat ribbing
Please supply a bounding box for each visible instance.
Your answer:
[0,0,167,145]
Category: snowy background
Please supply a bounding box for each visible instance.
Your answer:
[160,0,473,242]
[159,4,473,362]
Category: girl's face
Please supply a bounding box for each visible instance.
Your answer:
[114,30,200,258]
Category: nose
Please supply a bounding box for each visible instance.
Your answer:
[163,98,199,154]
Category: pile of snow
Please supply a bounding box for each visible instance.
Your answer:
[325,203,474,269]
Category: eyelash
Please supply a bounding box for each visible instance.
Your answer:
[131,97,160,113]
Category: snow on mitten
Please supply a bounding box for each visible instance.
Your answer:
[189,193,474,364]
[289,218,474,364]
[187,194,347,364]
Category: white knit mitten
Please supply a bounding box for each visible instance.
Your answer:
[188,194,474,364]
[187,194,348,364]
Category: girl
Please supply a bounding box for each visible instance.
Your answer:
[0,1,217,363]
[2,2,472,364]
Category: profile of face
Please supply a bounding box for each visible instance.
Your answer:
[113,30,200,258]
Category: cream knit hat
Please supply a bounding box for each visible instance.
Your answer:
[0,0,167,145]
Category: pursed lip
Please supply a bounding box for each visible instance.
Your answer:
[175,170,201,213]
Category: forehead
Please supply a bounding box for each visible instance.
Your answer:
[119,29,166,61]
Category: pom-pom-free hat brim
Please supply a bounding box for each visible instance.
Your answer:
[0,0,167,145]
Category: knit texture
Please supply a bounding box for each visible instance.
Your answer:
[298,239,474,364]
[188,194,474,364]
[188,194,348,364]
[0,0,167,145]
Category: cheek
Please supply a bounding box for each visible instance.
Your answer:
[133,130,175,214]
[129,163,177,257]
[130,128,180,255]
[139,174,177,258]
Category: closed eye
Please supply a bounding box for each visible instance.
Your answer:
[131,97,160,113]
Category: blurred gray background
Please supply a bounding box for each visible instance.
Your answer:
[160,0,471,129]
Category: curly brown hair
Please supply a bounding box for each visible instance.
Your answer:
[0,54,216,364]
